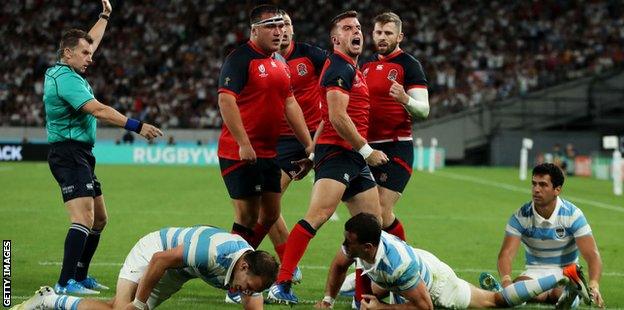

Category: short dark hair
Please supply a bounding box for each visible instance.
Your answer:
[243,250,279,290]
[330,10,358,34]
[58,29,93,59]
[344,213,381,246]
[249,4,280,25]
[532,163,565,188]
[374,12,402,33]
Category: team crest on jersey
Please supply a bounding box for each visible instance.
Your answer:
[387,69,398,81]
[258,64,268,77]
[362,68,369,77]
[376,64,384,71]
[297,63,308,76]
[555,226,566,239]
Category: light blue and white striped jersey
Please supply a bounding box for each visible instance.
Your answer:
[505,197,592,267]
[357,231,432,292]
[158,226,253,289]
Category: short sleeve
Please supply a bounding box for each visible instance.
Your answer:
[395,260,421,291]
[56,73,95,110]
[218,50,250,96]
[305,44,329,74]
[321,57,355,92]
[403,56,428,89]
[505,214,524,236]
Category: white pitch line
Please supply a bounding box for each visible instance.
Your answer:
[435,171,623,213]
[37,261,624,277]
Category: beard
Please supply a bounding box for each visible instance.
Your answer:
[378,41,398,56]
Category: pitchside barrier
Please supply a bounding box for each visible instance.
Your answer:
[0,141,446,170]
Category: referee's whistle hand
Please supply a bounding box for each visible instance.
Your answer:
[139,123,164,140]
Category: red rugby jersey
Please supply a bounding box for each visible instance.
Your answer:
[317,50,370,150]
[360,49,427,142]
[217,41,293,159]
[279,42,327,136]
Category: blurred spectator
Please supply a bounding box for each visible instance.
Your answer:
[167,136,176,146]
[1,0,623,127]
[121,131,135,144]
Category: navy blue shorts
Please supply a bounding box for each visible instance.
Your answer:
[313,144,376,201]
[276,135,308,179]
[219,157,281,199]
[48,140,102,202]
[370,141,414,193]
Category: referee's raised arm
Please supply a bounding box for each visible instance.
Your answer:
[88,0,112,53]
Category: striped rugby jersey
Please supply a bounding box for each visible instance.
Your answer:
[158,226,252,289]
[357,231,432,292]
[505,197,592,267]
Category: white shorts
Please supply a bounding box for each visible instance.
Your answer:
[118,231,192,309]
[414,249,471,309]
[520,265,563,280]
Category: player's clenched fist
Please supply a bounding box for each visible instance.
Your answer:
[365,149,389,167]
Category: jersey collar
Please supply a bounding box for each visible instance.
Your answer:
[281,41,295,59]
[333,48,357,66]
[377,48,402,61]
[248,40,273,57]
[531,197,562,224]
[357,233,387,276]
[224,249,253,286]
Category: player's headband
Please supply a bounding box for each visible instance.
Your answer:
[251,15,284,27]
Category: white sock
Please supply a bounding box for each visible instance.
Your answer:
[44,294,82,310]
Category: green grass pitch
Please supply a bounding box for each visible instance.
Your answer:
[1,162,622,309]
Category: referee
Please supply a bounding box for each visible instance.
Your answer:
[43,0,162,295]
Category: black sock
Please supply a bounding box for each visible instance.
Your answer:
[75,228,102,281]
[58,223,89,286]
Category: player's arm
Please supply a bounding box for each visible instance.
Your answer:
[132,245,184,309]
[218,93,255,162]
[284,95,313,153]
[88,0,112,53]
[360,281,433,310]
[315,249,354,308]
[389,82,429,119]
[327,90,388,166]
[576,234,604,307]
[241,294,264,310]
[497,235,521,287]
[81,99,163,140]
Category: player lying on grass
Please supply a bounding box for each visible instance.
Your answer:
[15,226,279,310]
[479,163,604,308]
[315,213,592,310]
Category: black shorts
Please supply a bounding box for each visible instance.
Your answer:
[48,140,102,203]
[219,157,281,199]
[370,141,414,193]
[276,135,307,179]
[314,144,376,201]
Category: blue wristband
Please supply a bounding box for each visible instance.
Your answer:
[124,118,142,133]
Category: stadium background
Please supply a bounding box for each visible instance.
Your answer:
[1,0,623,309]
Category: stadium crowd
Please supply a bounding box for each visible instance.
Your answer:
[1,0,623,128]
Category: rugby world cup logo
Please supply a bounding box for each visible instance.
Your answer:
[387,69,398,81]
[258,64,268,77]
[297,63,308,76]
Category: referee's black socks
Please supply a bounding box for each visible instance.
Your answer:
[58,223,89,286]
[75,228,103,281]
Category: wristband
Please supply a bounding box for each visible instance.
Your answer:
[132,298,147,310]
[308,152,315,161]
[124,118,143,133]
[322,295,335,307]
[99,13,110,20]
[358,144,374,159]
